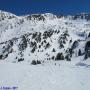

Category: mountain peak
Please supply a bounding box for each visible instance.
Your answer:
[0,10,17,20]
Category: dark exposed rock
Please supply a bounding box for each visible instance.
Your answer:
[18,58,24,62]
[72,41,79,50]
[55,53,64,60]
[26,14,45,21]
[18,35,27,51]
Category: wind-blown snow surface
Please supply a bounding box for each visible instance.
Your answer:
[0,58,90,90]
[0,11,90,90]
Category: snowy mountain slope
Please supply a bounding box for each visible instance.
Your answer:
[0,11,90,90]
[0,11,90,63]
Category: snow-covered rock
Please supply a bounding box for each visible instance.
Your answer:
[0,10,90,63]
